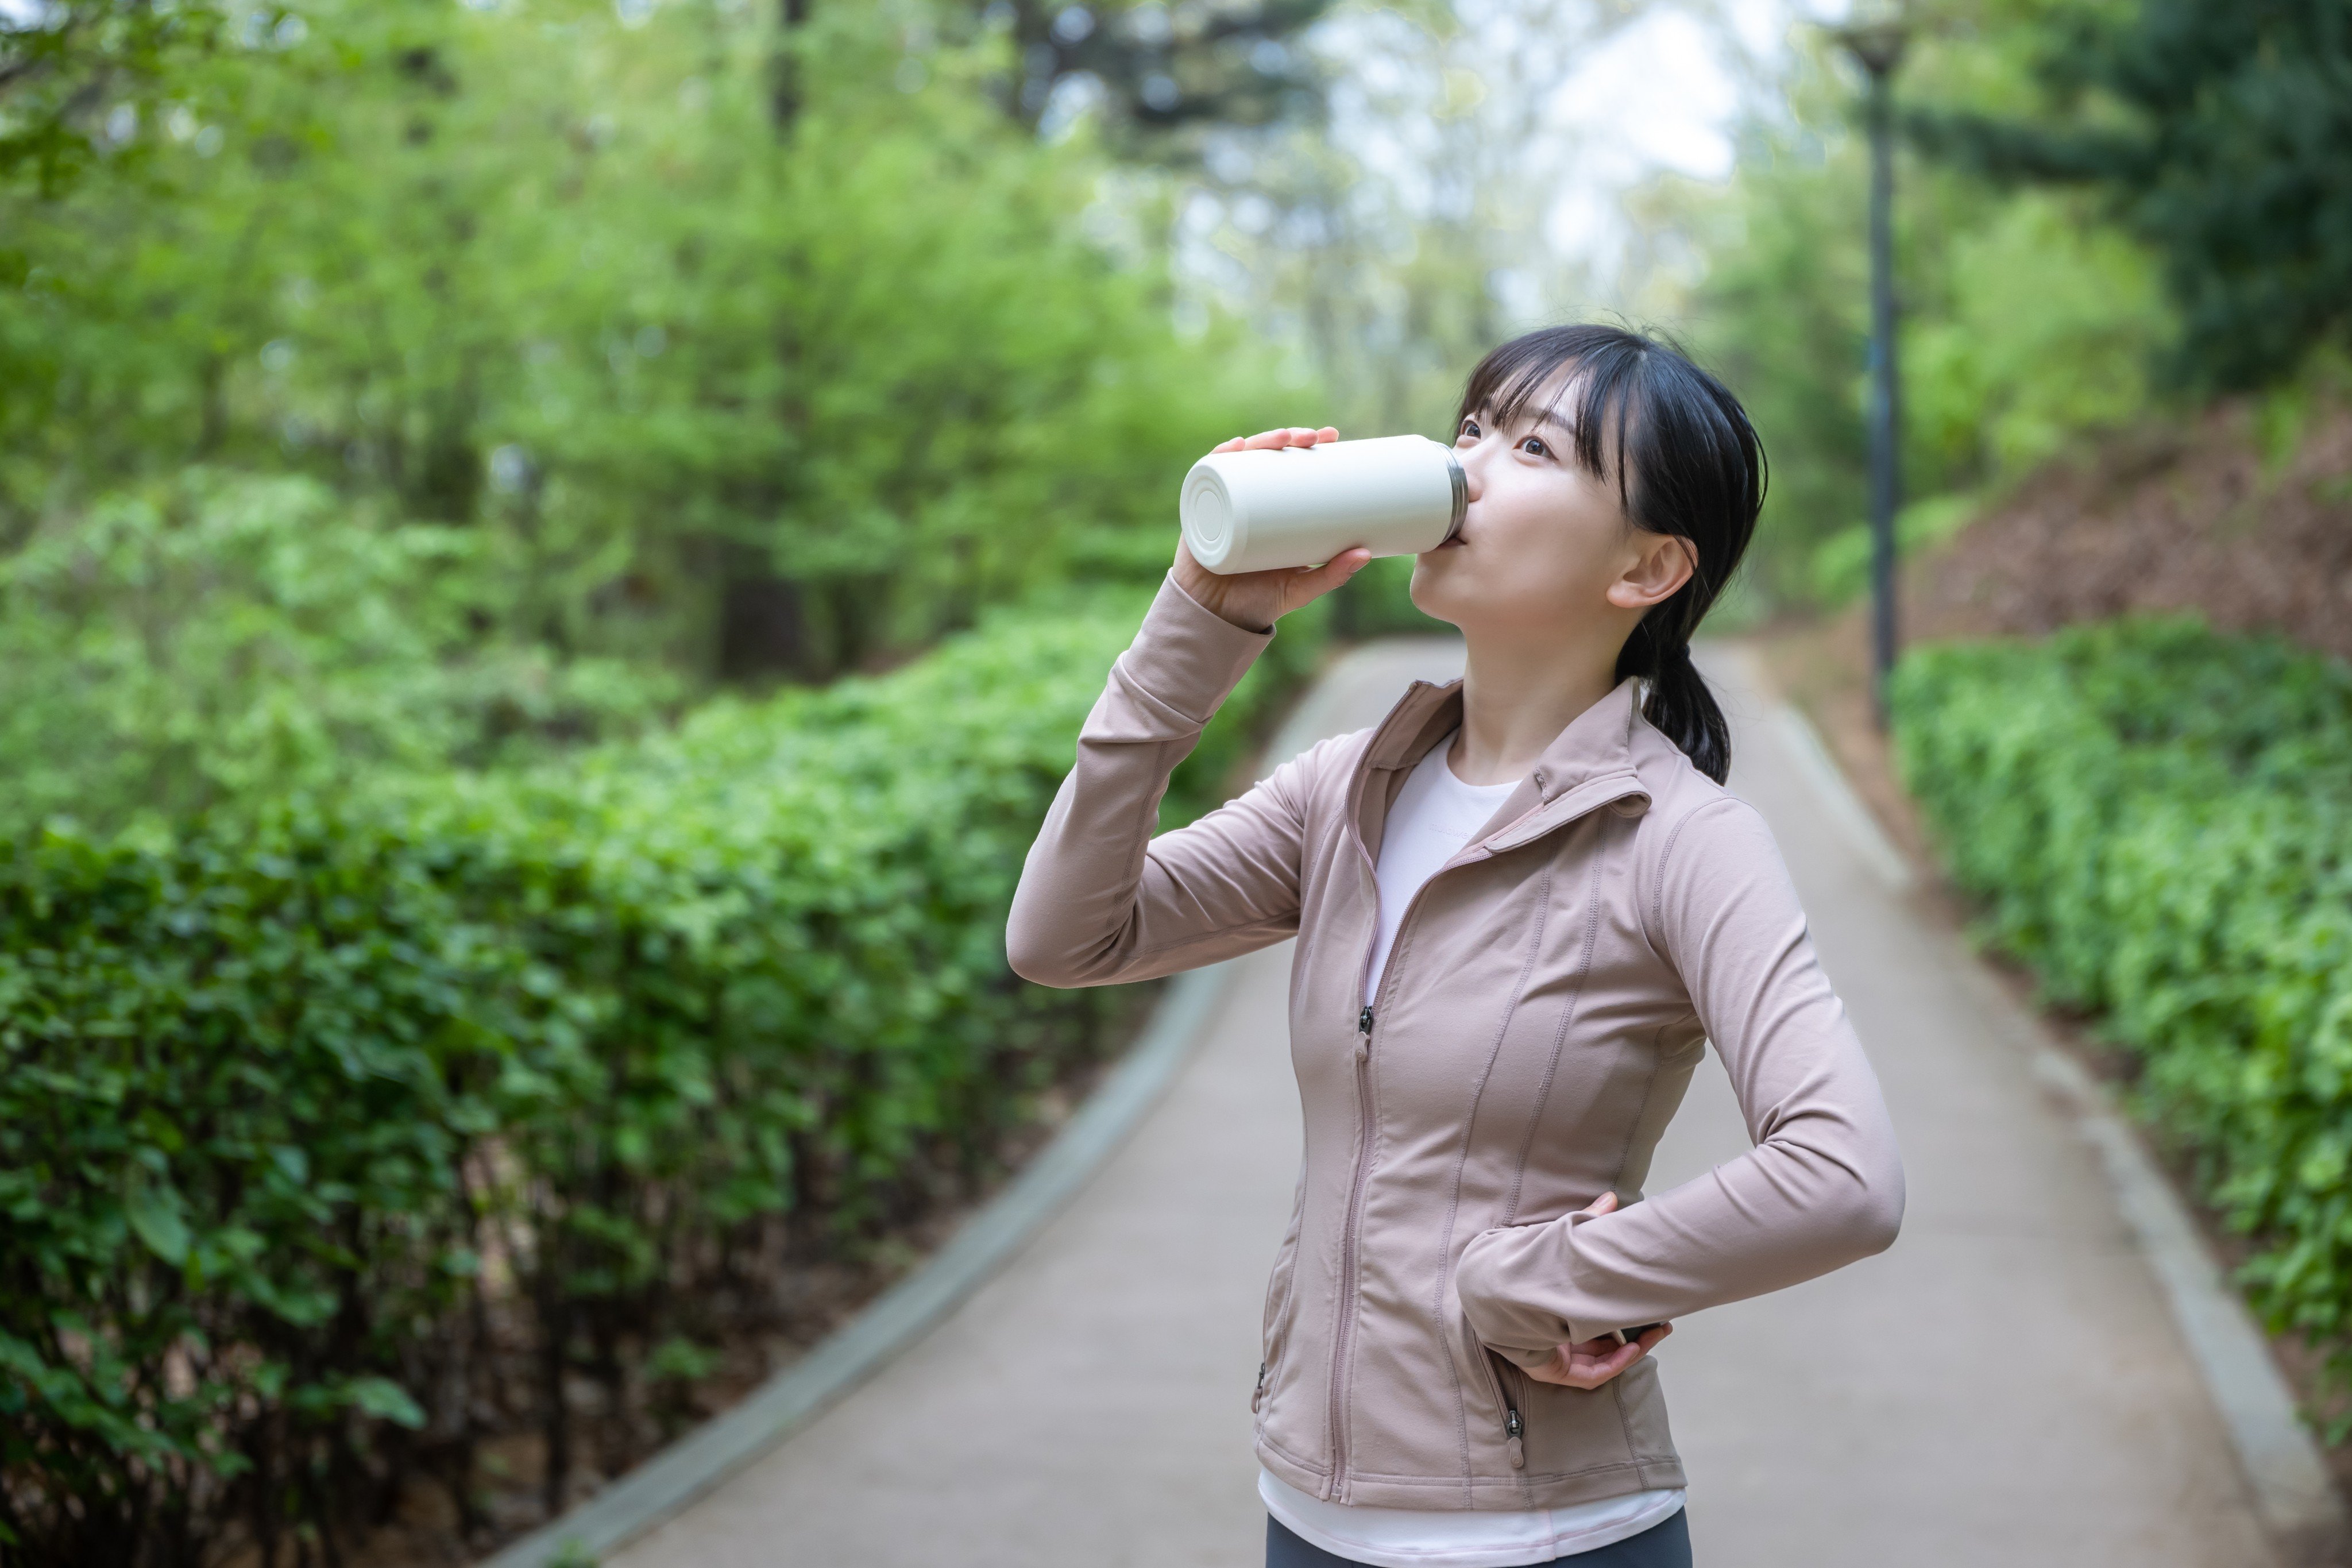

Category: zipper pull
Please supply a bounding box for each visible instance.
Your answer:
[1252,1361,1268,1414]
[1504,1407,1525,1470]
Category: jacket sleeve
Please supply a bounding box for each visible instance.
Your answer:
[1005,570,1318,988]
[1456,796,1905,1366]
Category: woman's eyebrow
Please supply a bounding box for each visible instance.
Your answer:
[1521,407,1578,442]
[1470,403,1577,442]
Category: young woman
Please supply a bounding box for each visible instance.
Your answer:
[1006,324,1904,1568]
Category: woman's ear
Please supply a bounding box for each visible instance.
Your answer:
[1605,533,1697,611]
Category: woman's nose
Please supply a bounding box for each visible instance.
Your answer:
[1457,439,1489,503]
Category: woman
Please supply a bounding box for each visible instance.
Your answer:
[1006,324,1904,1568]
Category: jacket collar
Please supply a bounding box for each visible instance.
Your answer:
[1354,671,1652,859]
[1367,673,1644,795]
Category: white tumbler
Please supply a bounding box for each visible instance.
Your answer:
[1179,435,1467,575]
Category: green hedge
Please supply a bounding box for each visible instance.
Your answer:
[1893,618,2352,1413]
[0,585,1327,1564]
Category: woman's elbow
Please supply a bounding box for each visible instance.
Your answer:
[1790,1118,1905,1263]
[1837,1149,1906,1260]
[1003,906,1126,990]
[1004,879,1083,987]
[1005,925,1084,988]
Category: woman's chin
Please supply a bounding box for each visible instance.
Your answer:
[1407,555,1472,625]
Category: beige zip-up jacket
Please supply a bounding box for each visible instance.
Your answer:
[1007,574,1903,1511]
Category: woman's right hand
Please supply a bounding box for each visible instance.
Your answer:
[1172,426,1370,632]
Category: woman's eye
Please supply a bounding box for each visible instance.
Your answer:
[1458,418,1481,441]
[1520,437,1550,458]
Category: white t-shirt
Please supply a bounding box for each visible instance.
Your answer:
[1258,1470,1686,1568]
[1263,731,1684,1566]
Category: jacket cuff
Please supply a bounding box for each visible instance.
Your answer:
[1112,570,1276,729]
[1457,1215,1594,1363]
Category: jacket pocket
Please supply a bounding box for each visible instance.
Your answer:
[1255,1222,1304,1416]
[1457,1304,1527,1471]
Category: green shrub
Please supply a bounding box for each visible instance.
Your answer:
[0,585,1327,1563]
[1893,617,2352,1415]
[0,470,682,840]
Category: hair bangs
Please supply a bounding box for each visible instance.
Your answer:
[1453,327,1652,509]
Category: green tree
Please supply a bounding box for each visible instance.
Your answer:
[0,0,223,195]
[1911,0,2352,392]
[1642,14,2168,613]
[978,0,1335,145]
[1,0,1293,700]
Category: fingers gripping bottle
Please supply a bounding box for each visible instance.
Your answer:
[1179,435,1467,575]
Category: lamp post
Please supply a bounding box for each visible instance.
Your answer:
[1833,18,1907,729]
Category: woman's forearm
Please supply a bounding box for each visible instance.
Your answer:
[1005,571,1308,988]
[1458,795,1906,1360]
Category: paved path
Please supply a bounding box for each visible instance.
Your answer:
[618,640,2281,1568]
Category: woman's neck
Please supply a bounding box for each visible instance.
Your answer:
[1447,628,1625,787]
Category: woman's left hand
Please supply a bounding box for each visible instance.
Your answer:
[1519,1192,1675,1390]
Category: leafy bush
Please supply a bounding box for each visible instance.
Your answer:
[1893,618,2352,1411]
[0,585,1327,1563]
[0,469,682,840]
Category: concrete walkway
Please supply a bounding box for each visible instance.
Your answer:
[617,640,2284,1568]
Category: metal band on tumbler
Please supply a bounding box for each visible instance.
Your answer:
[1442,450,1469,544]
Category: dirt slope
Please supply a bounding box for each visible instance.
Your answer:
[1907,397,2352,659]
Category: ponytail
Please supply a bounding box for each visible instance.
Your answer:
[1616,619,1732,785]
[1456,324,1766,787]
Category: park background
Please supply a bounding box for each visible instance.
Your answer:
[2,0,2348,1563]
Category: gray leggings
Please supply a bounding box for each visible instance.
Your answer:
[1265,1507,1691,1568]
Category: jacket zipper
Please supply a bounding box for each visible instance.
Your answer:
[1321,728,1641,1500]
[1327,994,1376,1499]
[1327,841,1474,1499]
[1476,1346,1527,1470]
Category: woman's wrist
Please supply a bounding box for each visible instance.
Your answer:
[1169,551,1274,633]
[1117,571,1277,729]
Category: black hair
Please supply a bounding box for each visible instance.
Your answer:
[1453,323,1766,785]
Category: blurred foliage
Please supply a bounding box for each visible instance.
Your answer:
[1,0,1298,698]
[1657,10,2169,616]
[1330,550,1449,639]
[1894,620,2352,1423]
[0,585,1328,1562]
[0,1,225,196]
[981,0,1335,145]
[0,5,1347,1556]
[0,469,681,840]
[1183,1,1652,447]
[1909,0,2352,393]
[1807,489,1976,606]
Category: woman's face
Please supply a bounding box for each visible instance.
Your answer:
[1409,377,1694,643]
